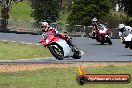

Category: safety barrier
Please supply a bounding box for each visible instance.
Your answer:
[0,19,119,38]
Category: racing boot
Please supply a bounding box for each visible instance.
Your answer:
[66,39,77,52]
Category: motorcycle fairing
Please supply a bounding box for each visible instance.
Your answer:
[56,39,74,57]
[99,28,108,33]
[124,33,132,41]
[45,34,59,45]
[105,34,110,37]
[122,31,132,37]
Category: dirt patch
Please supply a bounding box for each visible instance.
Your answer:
[0,62,132,72]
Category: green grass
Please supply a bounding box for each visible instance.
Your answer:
[0,41,51,60]
[0,66,131,88]
[60,12,69,24]
[6,1,68,22]
[10,1,34,21]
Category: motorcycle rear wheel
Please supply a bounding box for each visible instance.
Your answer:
[49,44,64,60]
[72,46,81,59]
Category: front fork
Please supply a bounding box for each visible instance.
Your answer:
[105,34,109,38]
[104,34,110,40]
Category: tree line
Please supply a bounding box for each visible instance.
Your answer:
[0,0,132,30]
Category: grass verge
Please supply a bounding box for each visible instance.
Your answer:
[10,1,34,21]
[0,41,51,60]
[0,64,131,88]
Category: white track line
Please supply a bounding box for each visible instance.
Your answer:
[1,40,85,55]
[11,41,16,43]
[1,40,40,46]
[2,40,8,42]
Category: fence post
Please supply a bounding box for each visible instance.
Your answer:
[82,26,86,37]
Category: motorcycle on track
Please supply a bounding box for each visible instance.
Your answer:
[119,29,132,50]
[92,24,112,45]
[39,32,81,60]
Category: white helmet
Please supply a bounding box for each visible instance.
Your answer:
[92,17,97,22]
[118,24,125,29]
[40,22,49,29]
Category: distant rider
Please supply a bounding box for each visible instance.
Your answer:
[118,24,132,36]
[91,17,100,39]
[118,23,132,48]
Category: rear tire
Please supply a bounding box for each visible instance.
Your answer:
[72,46,81,59]
[49,44,64,60]
[101,42,104,45]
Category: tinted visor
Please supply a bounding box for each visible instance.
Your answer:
[42,29,46,32]
[41,26,47,28]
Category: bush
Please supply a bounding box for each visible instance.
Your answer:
[103,10,129,28]
[127,17,132,27]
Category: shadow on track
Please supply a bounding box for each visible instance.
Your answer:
[119,54,132,57]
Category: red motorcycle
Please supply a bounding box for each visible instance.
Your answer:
[92,24,112,45]
[39,32,81,60]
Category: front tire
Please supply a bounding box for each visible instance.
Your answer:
[49,44,64,60]
[129,46,132,50]
[106,37,112,45]
[128,42,132,50]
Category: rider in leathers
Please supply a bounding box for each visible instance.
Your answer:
[118,24,132,48]
[91,18,100,39]
[40,22,75,50]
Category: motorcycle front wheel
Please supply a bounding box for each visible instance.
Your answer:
[106,36,112,45]
[129,46,132,50]
[49,44,64,60]
[128,41,132,50]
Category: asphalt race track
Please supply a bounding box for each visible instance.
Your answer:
[0,32,132,63]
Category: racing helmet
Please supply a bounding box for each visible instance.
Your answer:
[92,17,97,22]
[40,22,49,31]
[118,24,125,32]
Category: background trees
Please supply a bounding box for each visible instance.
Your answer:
[30,0,62,23]
[1,0,132,30]
[116,0,132,26]
[0,0,13,30]
[67,0,111,26]
[117,0,132,16]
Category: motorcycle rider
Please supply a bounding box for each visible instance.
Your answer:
[118,24,132,35]
[118,23,132,48]
[91,17,100,39]
[40,22,75,51]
